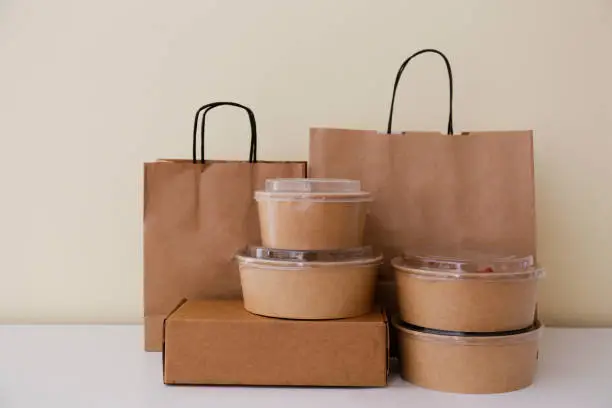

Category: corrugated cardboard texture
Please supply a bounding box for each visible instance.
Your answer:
[163,300,388,387]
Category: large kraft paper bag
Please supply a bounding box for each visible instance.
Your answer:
[309,50,536,315]
[144,102,306,351]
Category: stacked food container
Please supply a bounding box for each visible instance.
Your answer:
[236,178,382,320]
[391,252,545,393]
[233,178,546,394]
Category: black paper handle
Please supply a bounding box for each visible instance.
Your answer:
[387,49,454,135]
[192,102,257,164]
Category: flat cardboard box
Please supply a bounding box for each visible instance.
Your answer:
[163,300,388,387]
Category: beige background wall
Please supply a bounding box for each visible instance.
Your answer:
[1,0,610,325]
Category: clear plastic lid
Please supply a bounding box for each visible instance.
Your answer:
[236,246,383,268]
[392,251,544,281]
[392,315,543,345]
[266,178,362,193]
[255,178,372,202]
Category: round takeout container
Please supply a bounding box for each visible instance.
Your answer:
[393,316,542,394]
[392,253,544,332]
[236,246,382,319]
[255,178,372,250]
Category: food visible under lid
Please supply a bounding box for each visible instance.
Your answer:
[236,246,382,266]
[393,251,544,280]
[255,178,372,202]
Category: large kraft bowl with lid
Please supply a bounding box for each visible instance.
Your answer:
[393,316,542,394]
[236,246,382,319]
[392,253,544,332]
[255,178,372,250]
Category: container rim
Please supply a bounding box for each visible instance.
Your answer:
[391,256,545,281]
[392,315,543,345]
[254,190,373,202]
[236,246,383,269]
[265,178,361,192]
[256,178,372,202]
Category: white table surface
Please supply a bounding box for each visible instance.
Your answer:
[1,326,611,408]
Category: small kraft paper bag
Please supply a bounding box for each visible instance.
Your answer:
[144,102,306,351]
[309,49,537,314]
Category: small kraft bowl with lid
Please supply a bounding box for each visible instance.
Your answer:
[236,246,382,319]
[255,178,372,250]
[392,253,544,332]
[393,316,542,394]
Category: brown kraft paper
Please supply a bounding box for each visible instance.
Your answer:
[394,266,540,332]
[394,318,541,394]
[163,299,389,386]
[309,50,536,281]
[237,252,381,320]
[144,102,306,351]
[310,129,535,278]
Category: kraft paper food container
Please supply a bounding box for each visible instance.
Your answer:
[255,178,372,250]
[393,316,542,394]
[236,246,382,319]
[392,253,544,332]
